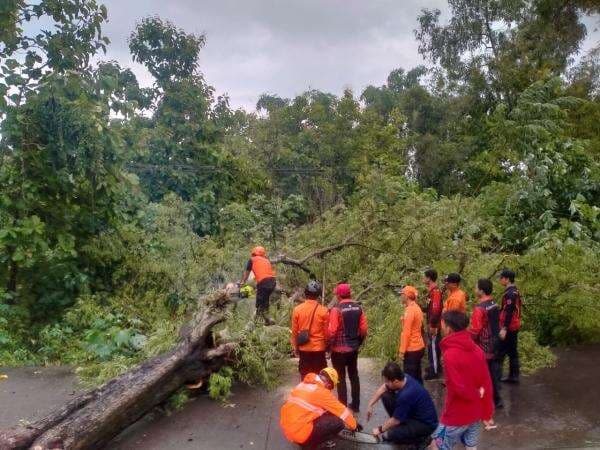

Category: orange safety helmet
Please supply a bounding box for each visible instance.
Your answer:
[251,246,266,257]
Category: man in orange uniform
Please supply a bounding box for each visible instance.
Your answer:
[240,246,276,324]
[442,273,467,313]
[398,285,425,384]
[280,367,358,449]
[292,281,330,380]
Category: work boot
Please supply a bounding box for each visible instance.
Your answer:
[500,376,519,384]
[424,372,439,381]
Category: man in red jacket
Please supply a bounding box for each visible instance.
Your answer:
[423,269,443,380]
[432,311,495,450]
[328,283,368,412]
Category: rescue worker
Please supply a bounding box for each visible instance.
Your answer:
[423,269,443,380]
[432,311,494,450]
[240,246,276,325]
[328,283,368,412]
[469,278,503,408]
[280,367,358,449]
[291,280,330,380]
[442,273,467,313]
[398,285,425,384]
[366,362,438,447]
[498,269,522,383]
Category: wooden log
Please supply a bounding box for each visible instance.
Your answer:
[0,290,235,450]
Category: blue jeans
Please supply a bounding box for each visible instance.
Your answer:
[432,422,482,449]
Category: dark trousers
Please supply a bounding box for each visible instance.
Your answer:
[331,350,360,410]
[426,332,441,376]
[403,349,425,384]
[498,330,520,379]
[298,351,327,380]
[487,358,502,406]
[255,277,276,313]
[302,412,344,448]
[381,391,436,444]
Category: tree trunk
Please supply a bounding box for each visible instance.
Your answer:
[0,291,235,450]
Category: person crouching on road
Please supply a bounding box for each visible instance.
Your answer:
[366,362,438,446]
[431,311,495,450]
[280,367,358,450]
[328,283,368,413]
[398,285,426,384]
[292,280,330,380]
[240,246,276,325]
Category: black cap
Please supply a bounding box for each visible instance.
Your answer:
[445,273,461,284]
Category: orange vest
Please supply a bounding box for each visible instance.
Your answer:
[399,301,425,353]
[250,255,275,283]
[444,289,467,313]
[280,373,356,444]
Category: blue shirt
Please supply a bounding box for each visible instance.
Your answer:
[392,375,438,428]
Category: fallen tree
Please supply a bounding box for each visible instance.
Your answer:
[0,290,236,450]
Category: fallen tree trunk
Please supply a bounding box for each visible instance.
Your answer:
[0,290,235,450]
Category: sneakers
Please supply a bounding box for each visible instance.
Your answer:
[319,440,336,449]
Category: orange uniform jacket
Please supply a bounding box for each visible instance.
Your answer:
[399,302,425,354]
[443,289,467,313]
[291,299,329,352]
[249,255,276,283]
[280,373,357,444]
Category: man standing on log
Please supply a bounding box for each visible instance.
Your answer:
[328,283,368,413]
[292,280,330,380]
[423,269,443,380]
[280,367,358,449]
[240,246,276,325]
[498,269,522,384]
[442,273,467,313]
[469,279,503,408]
[398,285,426,384]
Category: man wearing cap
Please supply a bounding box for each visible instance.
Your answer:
[280,367,358,449]
[398,285,426,384]
[240,246,276,324]
[443,273,467,314]
[328,283,368,412]
[292,280,330,380]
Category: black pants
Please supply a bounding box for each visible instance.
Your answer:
[331,351,360,410]
[302,412,344,449]
[487,358,502,406]
[298,351,327,381]
[498,330,520,379]
[255,277,276,314]
[381,391,436,444]
[404,349,425,384]
[426,331,441,377]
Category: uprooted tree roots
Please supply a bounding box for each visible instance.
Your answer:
[0,291,236,450]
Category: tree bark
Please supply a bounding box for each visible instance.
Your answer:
[0,290,235,450]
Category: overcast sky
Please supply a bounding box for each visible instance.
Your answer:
[95,0,599,111]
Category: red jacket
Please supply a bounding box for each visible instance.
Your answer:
[440,330,494,425]
[328,299,368,353]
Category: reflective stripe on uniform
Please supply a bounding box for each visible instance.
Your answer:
[339,407,351,421]
[287,395,326,416]
[296,383,318,392]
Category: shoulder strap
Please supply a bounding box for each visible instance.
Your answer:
[308,303,320,330]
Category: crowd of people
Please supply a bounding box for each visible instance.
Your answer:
[240,247,523,450]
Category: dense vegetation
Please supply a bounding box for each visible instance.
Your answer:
[1,1,599,392]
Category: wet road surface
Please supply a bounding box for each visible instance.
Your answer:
[2,347,599,449]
